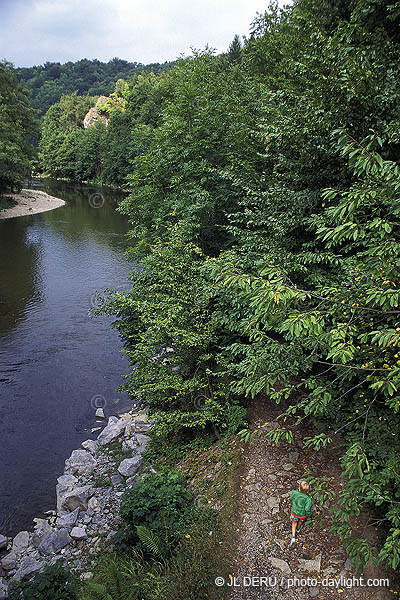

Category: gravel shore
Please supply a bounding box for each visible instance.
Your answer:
[0,189,65,220]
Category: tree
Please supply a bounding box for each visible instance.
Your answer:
[0,61,36,192]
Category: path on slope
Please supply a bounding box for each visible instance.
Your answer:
[229,396,396,600]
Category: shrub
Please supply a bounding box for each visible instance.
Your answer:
[10,560,78,600]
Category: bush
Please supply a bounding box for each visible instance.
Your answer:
[10,560,78,600]
[116,471,195,553]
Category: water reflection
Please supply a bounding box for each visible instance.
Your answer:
[0,179,133,535]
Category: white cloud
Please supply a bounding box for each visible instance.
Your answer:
[0,0,290,67]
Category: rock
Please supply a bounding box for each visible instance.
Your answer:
[81,439,99,454]
[91,427,101,433]
[37,529,71,556]
[111,474,124,486]
[261,519,273,526]
[56,508,79,530]
[268,474,277,481]
[0,536,7,551]
[275,539,286,551]
[97,417,126,446]
[118,456,141,477]
[61,486,94,512]
[82,514,92,525]
[289,451,299,462]
[298,553,322,573]
[56,474,78,512]
[12,557,45,582]
[282,463,295,471]
[70,527,87,541]
[246,468,256,480]
[344,558,353,571]
[126,476,138,488]
[309,587,319,597]
[81,572,93,580]
[32,521,53,548]
[95,408,105,419]
[266,496,280,510]
[134,434,151,453]
[65,449,97,475]
[1,553,16,571]
[87,497,98,516]
[133,420,153,433]
[268,557,291,575]
[0,579,7,600]
[12,531,29,554]
[83,96,115,129]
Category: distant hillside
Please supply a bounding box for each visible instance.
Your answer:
[15,57,174,115]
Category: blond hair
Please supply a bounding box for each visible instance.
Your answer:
[299,480,310,494]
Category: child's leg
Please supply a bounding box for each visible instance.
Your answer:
[291,519,297,538]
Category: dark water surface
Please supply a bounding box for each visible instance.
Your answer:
[0,179,133,536]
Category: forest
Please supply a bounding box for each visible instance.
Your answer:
[1,0,400,597]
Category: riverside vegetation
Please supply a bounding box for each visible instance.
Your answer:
[1,0,400,597]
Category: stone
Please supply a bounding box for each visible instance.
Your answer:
[268,557,291,575]
[95,408,105,419]
[12,557,45,582]
[65,449,97,475]
[1,553,16,571]
[70,527,88,540]
[133,420,153,433]
[32,521,53,548]
[0,579,7,600]
[298,553,322,573]
[61,486,94,512]
[261,519,273,526]
[118,456,142,477]
[288,451,299,462]
[268,474,277,481]
[282,463,295,471]
[12,531,29,554]
[0,536,7,551]
[56,507,79,530]
[82,514,92,525]
[134,434,151,453]
[97,416,126,446]
[56,474,78,512]
[81,439,99,454]
[37,529,71,556]
[344,558,353,571]
[87,496,98,516]
[126,476,138,488]
[111,474,124,486]
[267,496,280,510]
[309,587,319,597]
[81,572,93,580]
[275,539,286,551]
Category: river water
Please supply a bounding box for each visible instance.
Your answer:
[0,179,133,536]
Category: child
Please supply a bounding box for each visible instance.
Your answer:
[289,480,313,548]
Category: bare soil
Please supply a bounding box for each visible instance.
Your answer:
[0,189,65,219]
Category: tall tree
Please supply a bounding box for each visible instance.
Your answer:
[0,61,37,193]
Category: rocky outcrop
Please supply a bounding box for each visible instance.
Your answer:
[83,96,110,129]
[0,407,154,597]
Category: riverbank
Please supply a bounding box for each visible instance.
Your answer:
[0,407,153,597]
[0,190,65,220]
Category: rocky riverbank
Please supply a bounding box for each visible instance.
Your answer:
[0,406,153,599]
[0,190,65,220]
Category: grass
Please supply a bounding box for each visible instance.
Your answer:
[0,195,17,211]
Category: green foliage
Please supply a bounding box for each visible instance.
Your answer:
[0,61,37,192]
[16,58,174,116]
[117,470,194,552]
[10,560,78,600]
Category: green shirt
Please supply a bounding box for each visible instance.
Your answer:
[291,490,313,517]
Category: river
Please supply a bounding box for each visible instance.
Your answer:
[0,179,133,537]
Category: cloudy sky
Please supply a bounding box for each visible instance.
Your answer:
[0,0,289,68]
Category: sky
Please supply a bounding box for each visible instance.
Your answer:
[0,0,289,68]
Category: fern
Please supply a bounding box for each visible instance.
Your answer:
[136,525,162,557]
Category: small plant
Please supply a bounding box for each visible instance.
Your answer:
[10,560,78,600]
[92,474,112,488]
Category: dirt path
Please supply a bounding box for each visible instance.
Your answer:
[228,397,397,600]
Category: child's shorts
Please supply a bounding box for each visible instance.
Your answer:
[290,509,307,523]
